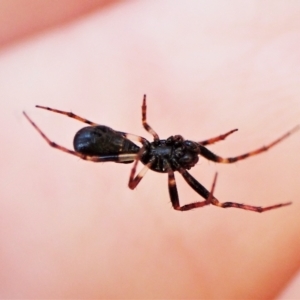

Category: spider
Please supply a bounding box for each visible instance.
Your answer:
[23,95,299,212]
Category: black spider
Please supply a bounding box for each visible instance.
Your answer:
[23,95,299,212]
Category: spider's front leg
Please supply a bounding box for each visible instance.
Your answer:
[198,128,238,146]
[178,168,291,212]
[198,125,299,164]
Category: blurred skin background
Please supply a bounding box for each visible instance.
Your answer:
[0,0,300,298]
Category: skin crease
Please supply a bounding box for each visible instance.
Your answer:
[0,1,300,299]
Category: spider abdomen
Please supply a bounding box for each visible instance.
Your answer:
[73,125,139,157]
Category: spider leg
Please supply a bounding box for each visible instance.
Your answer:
[171,168,212,211]
[178,167,291,212]
[127,94,161,189]
[142,95,160,141]
[36,105,99,126]
[206,172,218,204]
[211,198,292,212]
[168,167,212,211]
[23,112,136,163]
[199,129,238,146]
[128,146,155,189]
[117,131,148,145]
[199,125,299,163]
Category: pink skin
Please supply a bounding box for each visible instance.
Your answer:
[1,1,300,298]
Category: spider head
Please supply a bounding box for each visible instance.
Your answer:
[174,140,200,170]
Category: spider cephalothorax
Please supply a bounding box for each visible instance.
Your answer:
[139,135,200,173]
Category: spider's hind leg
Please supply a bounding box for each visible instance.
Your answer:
[23,112,137,163]
[128,145,155,190]
[36,105,99,126]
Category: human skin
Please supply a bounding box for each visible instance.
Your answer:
[0,1,300,299]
